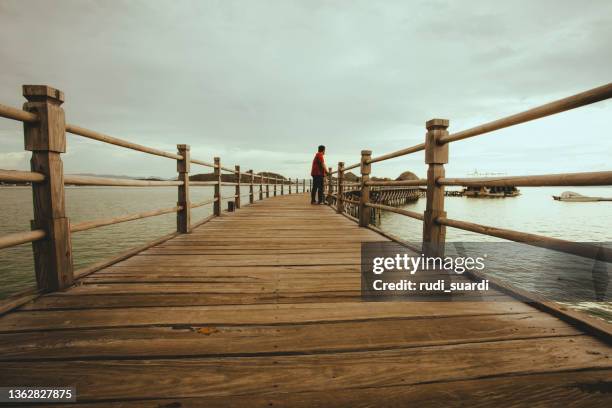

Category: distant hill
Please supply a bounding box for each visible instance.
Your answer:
[327,170,421,184]
[190,171,288,183]
[258,171,286,180]
[68,173,171,181]
[344,172,359,182]
[396,171,419,181]
[1,173,172,186]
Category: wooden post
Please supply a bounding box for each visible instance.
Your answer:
[422,119,449,257]
[248,169,254,204]
[176,144,191,233]
[337,162,344,213]
[259,173,263,200]
[323,176,326,197]
[23,85,73,292]
[213,157,221,216]
[288,178,292,194]
[234,165,241,209]
[274,176,277,196]
[281,178,284,195]
[302,178,305,193]
[327,167,333,204]
[359,151,372,227]
[265,175,270,198]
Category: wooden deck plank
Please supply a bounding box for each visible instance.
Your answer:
[0,193,610,405]
[0,301,534,333]
[47,370,612,408]
[0,313,580,361]
[0,337,610,401]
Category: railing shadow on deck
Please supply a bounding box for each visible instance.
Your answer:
[0,85,309,312]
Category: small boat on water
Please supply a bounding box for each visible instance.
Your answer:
[553,191,612,202]
[463,185,520,198]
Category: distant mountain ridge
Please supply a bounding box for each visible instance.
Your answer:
[190,171,287,183]
[68,173,172,181]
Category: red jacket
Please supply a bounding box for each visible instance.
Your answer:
[311,152,326,176]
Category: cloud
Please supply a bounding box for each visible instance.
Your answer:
[0,0,610,179]
[0,152,29,170]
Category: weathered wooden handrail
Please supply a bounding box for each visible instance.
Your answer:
[219,165,237,173]
[0,169,45,183]
[73,231,180,280]
[330,82,612,263]
[0,84,306,297]
[343,198,360,205]
[190,198,218,208]
[0,230,46,250]
[440,83,612,144]
[68,123,269,179]
[437,217,612,263]
[0,102,39,123]
[70,206,182,233]
[64,175,183,187]
[66,123,183,160]
[365,202,424,221]
[190,158,215,168]
[348,84,612,166]
[343,162,360,172]
[438,171,612,187]
[367,142,425,165]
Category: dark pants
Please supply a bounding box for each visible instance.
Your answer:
[311,176,324,203]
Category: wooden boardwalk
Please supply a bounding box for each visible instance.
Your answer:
[0,194,611,407]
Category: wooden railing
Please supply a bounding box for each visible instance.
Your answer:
[328,83,612,262]
[0,85,308,294]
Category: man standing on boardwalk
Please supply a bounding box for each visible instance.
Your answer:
[311,145,328,204]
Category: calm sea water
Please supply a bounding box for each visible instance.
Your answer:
[378,186,612,320]
[1,186,610,319]
[0,185,243,298]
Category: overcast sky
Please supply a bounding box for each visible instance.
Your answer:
[1,0,610,179]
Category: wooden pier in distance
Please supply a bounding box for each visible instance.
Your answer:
[0,193,610,406]
[1,83,611,406]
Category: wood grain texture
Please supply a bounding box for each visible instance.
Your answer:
[46,370,612,408]
[176,144,191,233]
[0,337,610,401]
[422,119,448,257]
[0,194,610,405]
[65,123,182,160]
[23,86,74,292]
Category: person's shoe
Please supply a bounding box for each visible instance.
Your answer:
[310,201,316,205]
